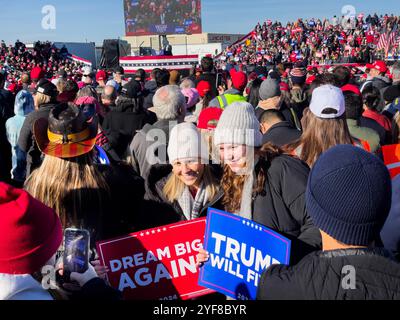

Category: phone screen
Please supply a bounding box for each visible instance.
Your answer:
[63,229,90,274]
[216,73,223,88]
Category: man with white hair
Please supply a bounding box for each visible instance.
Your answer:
[130,85,186,178]
[82,66,94,86]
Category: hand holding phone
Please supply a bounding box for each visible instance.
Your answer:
[63,228,90,274]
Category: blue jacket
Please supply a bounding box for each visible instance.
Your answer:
[5,90,34,182]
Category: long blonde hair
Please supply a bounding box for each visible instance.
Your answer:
[163,166,219,203]
[25,152,110,229]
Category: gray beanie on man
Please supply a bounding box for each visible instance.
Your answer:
[214,102,263,147]
[259,78,281,100]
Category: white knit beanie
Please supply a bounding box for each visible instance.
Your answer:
[168,122,209,164]
[213,102,263,147]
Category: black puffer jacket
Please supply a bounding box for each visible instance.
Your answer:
[137,164,224,230]
[18,103,58,177]
[252,155,321,263]
[143,80,158,110]
[102,96,155,159]
[257,248,400,300]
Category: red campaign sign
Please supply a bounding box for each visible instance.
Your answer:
[96,218,214,300]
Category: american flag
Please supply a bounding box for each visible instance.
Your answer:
[376,27,398,52]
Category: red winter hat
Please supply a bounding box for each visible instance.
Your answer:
[341,84,362,97]
[229,69,247,92]
[96,70,107,82]
[30,66,45,81]
[370,60,388,73]
[196,80,211,98]
[0,183,63,274]
[197,107,223,130]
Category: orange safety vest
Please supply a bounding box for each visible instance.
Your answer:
[382,144,400,179]
[289,140,372,158]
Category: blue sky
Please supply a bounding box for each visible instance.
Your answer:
[0,0,398,45]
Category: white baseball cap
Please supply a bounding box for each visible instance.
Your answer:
[310,85,345,119]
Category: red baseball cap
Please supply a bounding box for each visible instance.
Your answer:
[197,107,223,130]
[196,80,211,98]
[96,70,107,82]
[229,69,248,92]
[341,84,362,97]
[30,66,45,81]
[370,60,388,73]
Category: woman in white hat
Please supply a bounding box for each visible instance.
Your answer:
[140,122,224,230]
[198,101,321,266]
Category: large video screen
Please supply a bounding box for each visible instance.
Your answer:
[124,0,202,36]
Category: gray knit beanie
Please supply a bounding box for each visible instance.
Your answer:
[259,78,281,100]
[214,102,263,147]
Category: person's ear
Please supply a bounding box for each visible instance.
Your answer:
[260,123,266,134]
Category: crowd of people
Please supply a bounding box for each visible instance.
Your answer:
[1,34,400,300]
[217,13,400,67]
[124,0,202,35]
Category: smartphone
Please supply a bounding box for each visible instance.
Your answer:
[216,73,223,88]
[63,228,90,274]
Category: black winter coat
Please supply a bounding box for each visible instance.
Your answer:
[102,97,155,159]
[70,278,122,300]
[0,89,15,182]
[257,248,400,300]
[143,80,158,110]
[18,103,58,177]
[262,121,302,147]
[252,155,321,263]
[137,164,224,230]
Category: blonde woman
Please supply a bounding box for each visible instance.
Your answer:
[141,122,223,230]
[25,102,145,245]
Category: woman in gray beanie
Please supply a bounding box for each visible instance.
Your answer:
[140,122,224,230]
[198,101,321,266]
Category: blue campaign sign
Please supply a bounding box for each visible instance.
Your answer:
[184,19,193,26]
[198,208,291,300]
[175,26,185,34]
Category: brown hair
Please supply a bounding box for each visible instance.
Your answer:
[286,112,353,167]
[221,143,283,213]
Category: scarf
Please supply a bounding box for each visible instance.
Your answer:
[236,155,259,220]
[238,171,254,220]
[178,182,208,220]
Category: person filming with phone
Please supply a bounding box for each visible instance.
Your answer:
[0,182,121,300]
